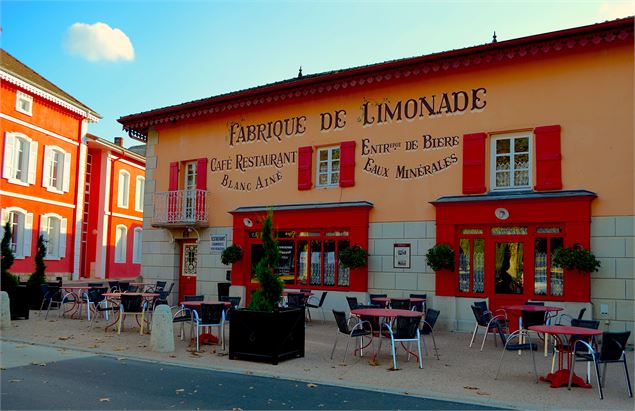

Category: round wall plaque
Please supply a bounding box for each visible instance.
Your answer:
[243,218,253,227]
[495,208,510,220]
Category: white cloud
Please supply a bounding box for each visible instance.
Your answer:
[64,22,134,62]
[598,2,635,20]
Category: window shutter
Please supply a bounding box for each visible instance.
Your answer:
[339,141,356,187]
[0,210,6,238]
[59,218,67,258]
[27,140,38,185]
[42,146,52,187]
[39,215,47,243]
[23,213,33,257]
[169,162,179,191]
[297,146,313,190]
[196,158,208,190]
[3,134,15,179]
[117,173,124,206]
[534,125,562,191]
[462,132,487,194]
[62,151,71,192]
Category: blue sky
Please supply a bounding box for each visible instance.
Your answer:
[1,0,633,148]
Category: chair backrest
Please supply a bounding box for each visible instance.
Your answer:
[521,310,545,328]
[87,287,108,303]
[220,296,241,308]
[88,282,103,287]
[390,298,410,310]
[300,289,312,293]
[316,291,328,306]
[108,281,120,292]
[184,294,204,301]
[286,292,305,308]
[40,283,49,295]
[577,307,587,320]
[127,285,139,293]
[571,318,600,330]
[346,296,358,310]
[409,294,427,312]
[118,282,130,292]
[599,331,630,361]
[332,310,351,334]
[525,301,545,306]
[369,293,387,304]
[200,303,224,324]
[473,300,488,312]
[392,316,421,339]
[159,282,174,299]
[154,280,167,291]
[470,304,491,326]
[422,308,440,334]
[121,294,143,312]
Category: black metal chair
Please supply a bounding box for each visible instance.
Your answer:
[369,293,387,307]
[383,315,423,369]
[306,291,328,322]
[172,295,204,340]
[551,318,600,377]
[525,301,545,306]
[87,289,118,330]
[409,293,427,313]
[555,307,588,325]
[286,292,306,308]
[192,303,226,351]
[117,294,147,335]
[147,280,167,293]
[421,308,440,360]
[82,286,109,321]
[107,280,120,293]
[39,283,62,320]
[494,323,539,381]
[330,310,373,363]
[346,296,360,311]
[220,296,241,321]
[389,298,410,310]
[469,304,508,350]
[569,331,632,399]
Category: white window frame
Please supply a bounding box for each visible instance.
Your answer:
[40,213,66,260]
[490,132,533,191]
[134,176,145,212]
[42,145,71,193]
[117,170,130,208]
[316,146,340,188]
[16,91,33,116]
[115,225,127,263]
[3,132,38,186]
[1,207,33,259]
[132,227,142,264]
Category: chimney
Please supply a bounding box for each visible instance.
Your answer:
[114,137,123,147]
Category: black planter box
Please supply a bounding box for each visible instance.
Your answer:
[229,307,305,365]
[6,285,29,320]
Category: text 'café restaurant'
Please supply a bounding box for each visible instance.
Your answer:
[119,17,633,336]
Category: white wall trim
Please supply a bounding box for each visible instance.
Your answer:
[111,156,145,171]
[73,143,87,280]
[0,113,80,146]
[110,211,143,222]
[0,190,76,209]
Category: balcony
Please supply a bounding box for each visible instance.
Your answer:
[152,189,209,228]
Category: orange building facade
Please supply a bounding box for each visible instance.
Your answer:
[1,49,145,281]
[119,18,633,336]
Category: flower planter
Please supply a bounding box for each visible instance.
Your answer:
[229,307,305,365]
[6,285,29,320]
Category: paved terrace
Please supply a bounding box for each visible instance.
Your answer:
[1,310,633,410]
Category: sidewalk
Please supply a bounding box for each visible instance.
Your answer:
[2,311,633,411]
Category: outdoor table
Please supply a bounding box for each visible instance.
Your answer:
[102,293,160,332]
[179,301,231,345]
[371,297,425,309]
[502,304,564,355]
[61,286,93,318]
[528,325,602,388]
[351,308,423,363]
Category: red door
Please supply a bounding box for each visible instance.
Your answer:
[179,240,198,302]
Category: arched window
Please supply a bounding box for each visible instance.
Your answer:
[3,132,37,185]
[117,170,130,208]
[132,227,142,263]
[40,213,66,260]
[43,145,71,193]
[1,207,33,259]
[135,176,145,212]
[115,225,127,263]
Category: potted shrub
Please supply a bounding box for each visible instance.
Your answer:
[229,211,305,364]
[552,243,601,273]
[339,245,368,269]
[1,221,28,320]
[26,235,47,309]
[426,243,455,271]
[221,244,243,265]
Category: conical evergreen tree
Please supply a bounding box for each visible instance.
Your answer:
[248,211,283,312]
[27,235,47,287]
[1,221,18,289]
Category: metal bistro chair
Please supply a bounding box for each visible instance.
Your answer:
[383,315,423,369]
[82,287,109,321]
[421,308,440,360]
[551,318,600,376]
[117,294,147,335]
[369,293,388,307]
[306,291,328,322]
[569,331,633,400]
[172,295,204,340]
[494,323,539,382]
[470,303,508,350]
[220,296,241,321]
[389,298,410,310]
[330,310,373,363]
[192,303,226,351]
[409,293,427,313]
[39,283,63,319]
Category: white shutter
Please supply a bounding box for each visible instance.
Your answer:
[59,218,67,258]
[0,209,7,238]
[27,140,38,185]
[3,134,15,179]
[23,213,33,257]
[39,215,47,243]
[117,174,124,206]
[42,146,52,187]
[62,151,71,192]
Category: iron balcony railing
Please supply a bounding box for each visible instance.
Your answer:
[153,189,209,227]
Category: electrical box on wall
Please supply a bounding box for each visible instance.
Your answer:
[600,304,609,316]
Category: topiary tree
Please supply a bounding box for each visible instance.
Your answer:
[1,221,18,289]
[248,211,283,312]
[27,235,47,287]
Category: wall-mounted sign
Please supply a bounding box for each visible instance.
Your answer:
[393,243,411,269]
[210,234,227,252]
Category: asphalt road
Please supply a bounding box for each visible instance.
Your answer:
[1,342,502,410]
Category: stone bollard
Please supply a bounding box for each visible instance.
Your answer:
[0,291,11,329]
[150,304,174,352]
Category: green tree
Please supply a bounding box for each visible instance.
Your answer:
[27,235,47,287]
[1,221,18,289]
[248,211,283,312]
